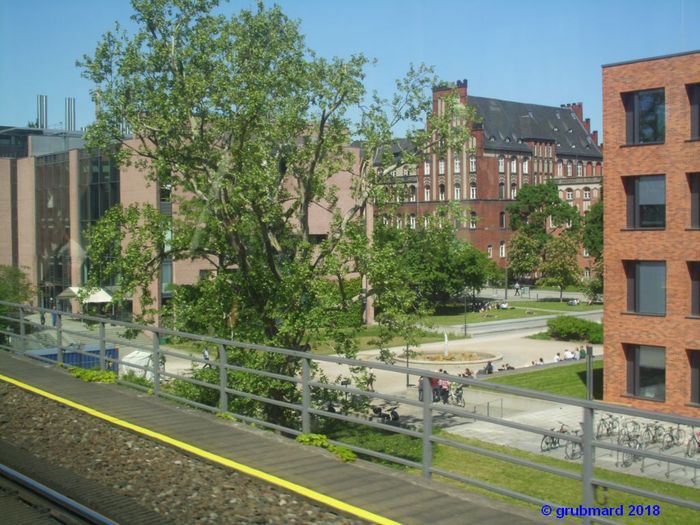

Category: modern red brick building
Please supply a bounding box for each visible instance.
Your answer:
[602,50,700,417]
[394,81,602,274]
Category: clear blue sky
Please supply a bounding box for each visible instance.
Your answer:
[1,0,698,141]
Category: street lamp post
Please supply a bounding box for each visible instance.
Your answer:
[463,290,468,337]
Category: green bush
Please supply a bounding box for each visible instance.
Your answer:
[329,426,422,467]
[296,433,357,462]
[547,316,603,343]
[68,367,117,383]
[121,371,153,389]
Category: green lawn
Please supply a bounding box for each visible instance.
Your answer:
[332,425,698,525]
[311,325,468,355]
[432,433,699,525]
[484,360,604,399]
[427,300,601,327]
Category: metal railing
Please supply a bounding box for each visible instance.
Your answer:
[1,300,699,525]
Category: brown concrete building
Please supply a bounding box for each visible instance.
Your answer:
[0,126,360,317]
[602,50,700,417]
[394,81,603,275]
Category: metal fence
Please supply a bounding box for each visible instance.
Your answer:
[1,301,699,525]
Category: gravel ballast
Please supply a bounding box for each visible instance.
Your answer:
[0,382,369,524]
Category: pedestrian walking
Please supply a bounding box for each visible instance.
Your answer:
[514,282,521,296]
[202,348,211,369]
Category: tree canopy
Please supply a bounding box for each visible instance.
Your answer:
[79,0,480,425]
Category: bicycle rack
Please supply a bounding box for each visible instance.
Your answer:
[640,443,662,473]
[664,449,686,479]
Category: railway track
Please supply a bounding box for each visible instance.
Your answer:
[0,462,115,525]
[0,438,171,525]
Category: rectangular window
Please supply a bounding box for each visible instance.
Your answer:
[689,84,700,139]
[625,260,666,315]
[454,185,461,200]
[454,158,461,173]
[690,261,700,317]
[469,156,476,173]
[689,173,700,228]
[624,88,665,144]
[424,161,431,175]
[625,344,666,401]
[624,175,665,228]
[487,245,492,258]
[690,350,700,404]
[439,160,445,175]
[469,184,477,199]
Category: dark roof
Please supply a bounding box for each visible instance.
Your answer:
[468,96,602,159]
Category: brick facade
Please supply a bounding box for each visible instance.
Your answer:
[395,80,603,271]
[602,51,700,417]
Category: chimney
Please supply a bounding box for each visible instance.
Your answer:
[432,79,468,113]
[64,97,76,131]
[584,118,591,132]
[571,102,583,122]
[36,95,48,128]
[592,130,598,146]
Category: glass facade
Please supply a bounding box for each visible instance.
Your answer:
[79,152,120,285]
[626,344,666,401]
[35,153,71,307]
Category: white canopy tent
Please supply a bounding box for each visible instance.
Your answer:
[57,287,113,304]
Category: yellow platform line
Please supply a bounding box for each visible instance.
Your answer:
[0,373,400,525]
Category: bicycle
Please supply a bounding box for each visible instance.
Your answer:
[541,422,570,452]
[661,424,687,450]
[595,413,620,439]
[617,432,643,467]
[449,385,465,408]
[564,430,583,460]
[686,428,700,458]
[641,421,664,447]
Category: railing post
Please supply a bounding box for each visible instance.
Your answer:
[422,376,433,479]
[18,306,26,353]
[301,358,311,434]
[99,321,106,371]
[218,344,227,412]
[152,334,160,397]
[581,406,595,525]
[56,313,63,365]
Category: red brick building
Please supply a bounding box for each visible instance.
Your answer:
[394,81,602,274]
[602,50,700,417]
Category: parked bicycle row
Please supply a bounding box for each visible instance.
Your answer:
[595,413,700,458]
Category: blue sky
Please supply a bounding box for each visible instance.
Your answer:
[1,0,699,140]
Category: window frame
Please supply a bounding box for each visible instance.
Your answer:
[689,261,700,317]
[624,174,666,229]
[625,344,666,402]
[624,88,666,145]
[625,260,666,316]
[689,83,700,139]
[689,173,700,228]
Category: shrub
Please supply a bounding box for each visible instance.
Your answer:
[547,316,603,343]
[68,367,117,383]
[296,433,356,462]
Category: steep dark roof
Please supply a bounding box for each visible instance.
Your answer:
[468,96,602,159]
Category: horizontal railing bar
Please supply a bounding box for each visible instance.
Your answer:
[431,435,582,481]
[2,299,699,426]
[308,379,423,409]
[156,390,219,413]
[592,477,700,511]
[224,363,300,384]
[431,466,554,508]
[307,408,423,438]
[217,409,300,435]
[223,387,301,412]
[325,439,422,469]
[593,440,700,469]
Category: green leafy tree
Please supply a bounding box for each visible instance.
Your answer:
[507,181,580,242]
[0,266,33,345]
[538,235,581,302]
[79,0,477,427]
[0,266,33,305]
[582,199,604,303]
[582,200,603,262]
[507,231,541,281]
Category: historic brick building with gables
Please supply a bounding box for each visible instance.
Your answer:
[394,80,603,275]
[602,50,700,417]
